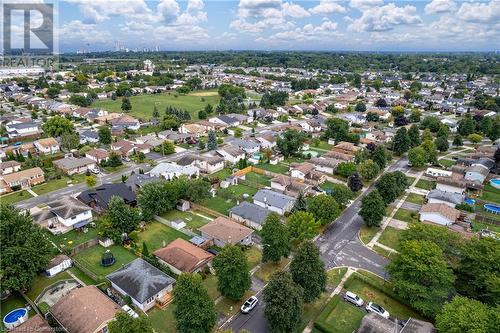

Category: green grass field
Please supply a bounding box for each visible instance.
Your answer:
[415,179,436,190]
[46,226,99,250]
[160,210,214,231]
[244,172,271,187]
[93,90,220,121]
[255,258,291,282]
[481,184,500,204]
[320,297,366,333]
[359,225,379,244]
[26,271,72,301]
[201,184,257,215]
[256,163,289,174]
[0,190,33,205]
[405,193,425,205]
[378,226,403,250]
[74,245,138,279]
[393,208,419,223]
[137,221,191,251]
[32,174,86,196]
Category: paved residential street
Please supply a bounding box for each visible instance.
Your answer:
[228,157,409,332]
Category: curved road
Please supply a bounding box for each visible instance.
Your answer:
[228,157,409,333]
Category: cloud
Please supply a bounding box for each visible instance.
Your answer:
[257,19,341,44]
[283,2,310,18]
[424,0,457,15]
[67,0,157,24]
[187,0,204,12]
[348,3,422,32]
[58,20,112,44]
[457,1,500,23]
[309,0,347,15]
[349,0,383,10]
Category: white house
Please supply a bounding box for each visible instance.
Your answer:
[34,137,60,155]
[5,121,41,138]
[176,154,225,174]
[419,203,460,226]
[0,161,21,175]
[216,147,246,164]
[150,162,199,180]
[107,258,175,312]
[425,168,453,178]
[46,254,72,277]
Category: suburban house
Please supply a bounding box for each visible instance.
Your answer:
[255,135,277,149]
[231,138,261,154]
[126,173,162,192]
[50,285,121,333]
[34,137,60,155]
[198,216,254,247]
[436,177,466,194]
[426,189,464,208]
[108,114,141,131]
[0,160,21,175]
[45,254,72,277]
[253,189,296,215]
[111,140,151,157]
[79,130,99,144]
[0,167,45,194]
[154,238,214,275]
[86,148,109,164]
[419,203,460,226]
[300,120,322,133]
[10,314,52,333]
[106,258,176,312]
[209,115,240,127]
[53,156,96,175]
[77,183,137,213]
[5,121,41,138]
[157,129,191,143]
[150,162,199,180]
[229,201,271,230]
[216,146,246,164]
[176,153,224,174]
[464,158,494,184]
[270,175,311,197]
[179,123,207,137]
[31,196,93,234]
[290,162,325,182]
[310,157,340,175]
[356,312,435,333]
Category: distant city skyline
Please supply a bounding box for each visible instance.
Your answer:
[11,0,500,52]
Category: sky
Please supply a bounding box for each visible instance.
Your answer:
[4,0,500,52]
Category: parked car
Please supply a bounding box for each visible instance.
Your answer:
[207,248,218,256]
[240,296,258,314]
[89,168,100,174]
[366,302,390,319]
[343,291,364,307]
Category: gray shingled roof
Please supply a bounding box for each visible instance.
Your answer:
[253,189,295,209]
[229,201,271,226]
[106,258,175,303]
[427,189,464,205]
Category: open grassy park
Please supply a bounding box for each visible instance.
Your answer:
[93,90,220,121]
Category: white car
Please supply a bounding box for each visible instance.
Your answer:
[240,296,258,314]
[366,302,390,319]
[343,291,364,307]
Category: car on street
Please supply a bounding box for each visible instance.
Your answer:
[366,302,390,319]
[240,296,258,314]
[343,291,364,306]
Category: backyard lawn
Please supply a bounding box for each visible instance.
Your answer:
[93,90,220,121]
[317,296,366,333]
[439,159,455,168]
[480,184,500,204]
[32,174,86,196]
[74,245,138,279]
[160,210,214,231]
[137,221,190,251]
[393,208,419,224]
[210,168,233,180]
[244,172,271,187]
[1,293,35,330]
[69,266,97,285]
[415,179,436,190]
[256,163,289,174]
[26,271,73,301]
[46,226,99,250]
[472,220,500,233]
[0,190,33,204]
[405,193,425,205]
[201,184,257,215]
[148,305,176,333]
[254,258,291,282]
[378,226,403,250]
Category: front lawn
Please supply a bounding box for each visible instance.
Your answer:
[74,245,138,280]
[160,210,214,231]
[405,193,425,205]
[245,246,262,270]
[256,163,289,174]
[327,267,348,288]
[378,226,403,250]
[295,291,330,333]
[216,290,254,318]
[254,258,291,282]
[316,296,366,333]
[46,226,99,250]
[405,176,416,185]
[439,159,455,168]
[359,226,379,244]
[26,271,73,301]
[415,179,436,190]
[0,190,34,204]
[32,174,86,196]
[202,274,220,300]
[393,208,419,224]
[137,221,190,251]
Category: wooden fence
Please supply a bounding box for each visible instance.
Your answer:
[189,202,226,218]
[70,238,99,256]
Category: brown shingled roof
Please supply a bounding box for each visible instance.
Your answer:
[198,216,253,244]
[420,203,460,222]
[154,238,213,273]
[11,314,52,332]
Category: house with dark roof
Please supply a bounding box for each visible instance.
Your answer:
[53,156,96,175]
[77,183,137,213]
[426,189,464,208]
[79,130,99,144]
[209,115,240,127]
[106,258,175,312]
[229,201,271,230]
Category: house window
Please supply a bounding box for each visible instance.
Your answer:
[147,296,155,304]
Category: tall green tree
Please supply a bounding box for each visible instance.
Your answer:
[61,132,80,151]
[436,296,495,333]
[0,204,53,291]
[213,245,251,300]
[325,118,349,143]
[371,145,387,169]
[408,147,427,168]
[421,140,438,165]
[375,171,408,205]
[261,213,290,263]
[435,136,449,152]
[290,241,326,303]
[388,240,456,318]
[329,184,353,207]
[98,126,112,144]
[207,130,217,151]
[105,196,141,242]
[137,181,172,221]
[263,272,303,333]
[109,313,153,333]
[184,178,211,203]
[458,114,475,136]
[276,129,307,157]
[173,273,217,333]
[360,190,385,227]
[121,97,132,112]
[42,116,75,137]
[347,172,363,192]
[408,124,421,148]
[292,191,307,212]
[287,211,320,244]
[393,127,410,155]
[306,194,340,225]
[358,159,380,181]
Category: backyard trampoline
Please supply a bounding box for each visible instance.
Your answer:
[101,250,116,267]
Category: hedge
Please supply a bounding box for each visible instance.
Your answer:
[313,295,341,333]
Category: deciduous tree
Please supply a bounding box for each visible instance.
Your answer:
[261,213,290,263]
[213,245,251,300]
[42,116,75,137]
[306,194,340,225]
[287,211,320,244]
[436,296,495,333]
[360,190,385,227]
[109,313,153,333]
[329,183,353,207]
[393,127,410,155]
[408,147,427,168]
[98,126,112,144]
[358,159,380,181]
[347,172,363,192]
[290,241,326,303]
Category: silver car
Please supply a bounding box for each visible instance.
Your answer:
[366,302,390,319]
[240,296,258,314]
[343,291,364,307]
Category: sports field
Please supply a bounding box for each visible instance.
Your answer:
[93,90,220,121]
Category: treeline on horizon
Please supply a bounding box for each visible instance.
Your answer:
[60,51,500,75]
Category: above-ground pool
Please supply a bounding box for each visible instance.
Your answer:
[490,178,500,189]
[484,204,500,215]
[3,308,28,329]
[464,198,476,205]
